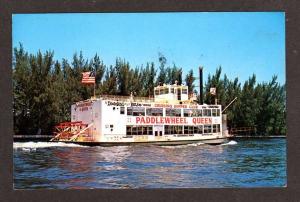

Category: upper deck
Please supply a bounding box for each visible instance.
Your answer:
[74,82,221,113]
[85,83,198,105]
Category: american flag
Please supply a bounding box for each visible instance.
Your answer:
[81,71,95,84]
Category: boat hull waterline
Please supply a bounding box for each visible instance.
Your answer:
[51,137,230,146]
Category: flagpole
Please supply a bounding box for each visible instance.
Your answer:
[93,70,96,98]
[94,82,95,98]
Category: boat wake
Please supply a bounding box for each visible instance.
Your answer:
[13,141,88,150]
[162,140,237,148]
[162,142,205,148]
[221,140,237,145]
[13,140,237,151]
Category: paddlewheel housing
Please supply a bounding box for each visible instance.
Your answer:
[51,121,94,142]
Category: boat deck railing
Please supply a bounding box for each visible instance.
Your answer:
[95,94,155,103]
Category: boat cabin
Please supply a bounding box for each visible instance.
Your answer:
[154,83,190,104]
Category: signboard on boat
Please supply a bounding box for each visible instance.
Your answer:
[128,116,217,125]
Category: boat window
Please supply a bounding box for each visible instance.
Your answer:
[193,125,203,134]
[197,109,202,116]
[166,108,181,117]
[184,126,188,134]
[132,126,137,135]
[194,109,202,116]
[183,126,194,134]
[182,89,188,94]
[183,109,193,117]
[126,125,153,136]
[189,126,193,134]
[165,125,170,134]
[144,127,148,135]
[143,126,151,135]
[212,109,217,116]
[203,109,212,116]
[213,124,217,133]
[183,109,201,117]
[127,107,132,115]
[204,125,212,133]
[165,125,183,135]
[164,88,169,94]
[148,126,153,135]
[138,126,143,135]
[170,88,174,94]
[154,89,159,95]
[120,107,125,114]
[146,108,163,116]
[212,109,221,116]
[213,124,220,133]
[127,107,145,116]
[175,126,183,134]
[166,125,172,134]
[126,126,132,135]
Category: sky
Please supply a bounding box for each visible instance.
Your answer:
[12,12,285,85]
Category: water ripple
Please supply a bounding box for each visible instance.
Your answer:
[13,139,286,189]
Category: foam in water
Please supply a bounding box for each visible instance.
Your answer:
[162,142,205,148]
[162,140,237,148]
[13,141,87,149]
[13,140,237,151]
[221,140,237,145]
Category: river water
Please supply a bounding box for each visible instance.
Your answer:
[13,139,286,189]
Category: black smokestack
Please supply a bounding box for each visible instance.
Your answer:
[199,66,203,105]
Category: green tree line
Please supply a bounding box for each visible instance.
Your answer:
[12,45,286,136]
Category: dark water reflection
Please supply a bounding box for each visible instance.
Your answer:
[13,139,286,189]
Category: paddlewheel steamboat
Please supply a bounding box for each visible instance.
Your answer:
[51,68,232,146]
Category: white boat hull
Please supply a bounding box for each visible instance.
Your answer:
[52,137,230,146]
